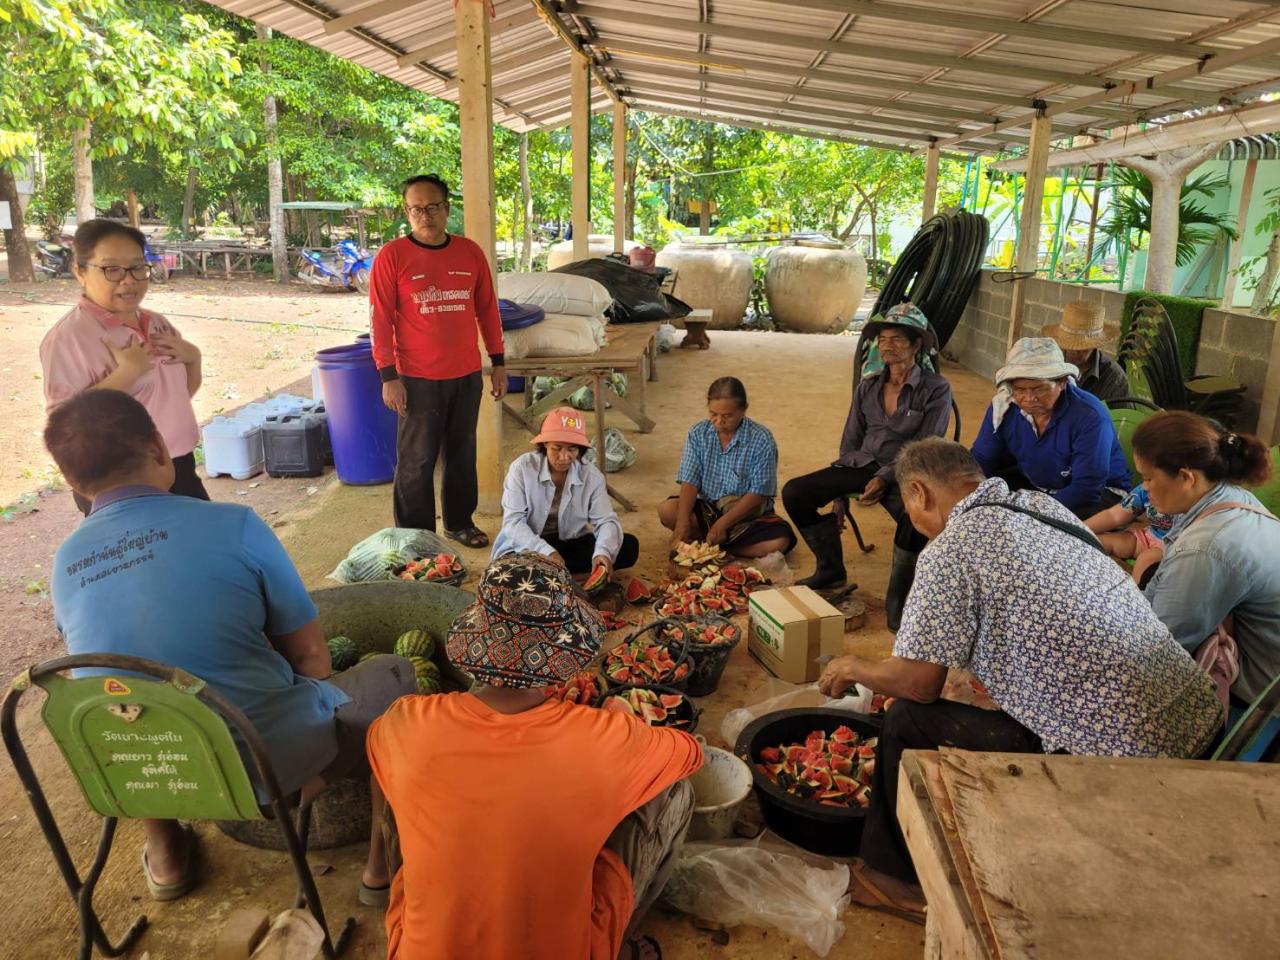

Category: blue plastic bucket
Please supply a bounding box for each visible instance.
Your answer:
[314,341,398,485]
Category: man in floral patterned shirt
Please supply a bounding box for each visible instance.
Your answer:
[819,437,1222,923]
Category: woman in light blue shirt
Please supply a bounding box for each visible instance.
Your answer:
[492,407,639,580]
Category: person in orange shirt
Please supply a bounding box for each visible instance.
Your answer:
[367,553,702,960]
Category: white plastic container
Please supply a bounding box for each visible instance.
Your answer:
[311,365,324,404]
[202,416,264,480]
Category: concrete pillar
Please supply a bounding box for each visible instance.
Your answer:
[1221,158,1258,309]
[921,143,940,224]
[1007,112,1051,350]
[571,52,591,261]
[455,0,503,514]
[612,102,627,255]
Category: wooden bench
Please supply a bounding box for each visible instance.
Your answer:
[502,321,661,510]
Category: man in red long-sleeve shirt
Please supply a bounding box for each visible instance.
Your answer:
[370,174,506,547]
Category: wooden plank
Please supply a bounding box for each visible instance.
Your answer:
[1257,314,1280,445]
[1007,114,1051,350]
[1219,158,1257,309]
[591,373,608,467]
[922,145,940,224]
[936,751,1280,959]
[571,52,591,261]
[897,752,992,960]
[598,383,655,433]
[613,103,627,254]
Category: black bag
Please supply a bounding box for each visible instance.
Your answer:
[552,256,691,324]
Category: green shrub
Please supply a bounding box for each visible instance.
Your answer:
[1120,291,1213,380]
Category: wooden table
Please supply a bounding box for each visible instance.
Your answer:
[898,749,1280,959]
[503,321,661,511]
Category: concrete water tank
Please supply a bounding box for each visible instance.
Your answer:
[546,234,636,270]
[656,242,752,330]
[765,241,867,334]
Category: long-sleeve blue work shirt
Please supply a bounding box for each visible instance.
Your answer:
[971,380,1130,512]
[491,452,624,562]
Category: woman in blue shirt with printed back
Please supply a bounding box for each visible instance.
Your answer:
[972,337,1130,519]
[492,407,639,583]
[659,377,797,559]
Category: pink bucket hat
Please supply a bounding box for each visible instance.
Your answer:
[531,407,591,447]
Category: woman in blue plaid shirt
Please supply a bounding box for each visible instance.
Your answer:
[658,377,797,559]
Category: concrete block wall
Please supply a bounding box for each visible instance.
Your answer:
[951,272,1274,430]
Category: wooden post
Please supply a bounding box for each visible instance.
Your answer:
[455,0,504,515]
[1220,158,1258,309]
[1258,319,1280,444]
[126,189,141,229]
[921,143,940,224]
[571,51,591,261]
[257,23,290,284]
[612,102,627,254]
[519,132,533,270]
[1007,111,1051,349]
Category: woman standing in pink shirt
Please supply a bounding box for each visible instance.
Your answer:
[39,219,207,513]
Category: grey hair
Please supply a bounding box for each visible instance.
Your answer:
[895,438,985,488]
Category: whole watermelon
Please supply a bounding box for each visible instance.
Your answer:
[409,657,441,694]
[394,628,435,659]
[327,636,359,672]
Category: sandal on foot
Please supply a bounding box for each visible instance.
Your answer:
[624,935,662,960]
[445,526,489,549]
[358,881,391,908]
[847,858,925,925]
[141,824,200,902]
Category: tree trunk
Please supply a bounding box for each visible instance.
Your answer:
[869,203,878,263]
[258,24,289,283]
[698,188,710,235]
[0,167,35,282]
[624,158,636,241]
[1083,166,1102,276]
[126,189,140,228]
[1124,143,1221,295]
[1250,227,1280,315]
[72,119,96,224]
[519,132,533,270]
[182,162,197,239]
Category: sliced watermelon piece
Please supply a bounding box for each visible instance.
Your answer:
[759,746,782,763]
[624,577,655,604]
[831,725,857,744]
[584,565,610,594]
[658,694,683,709]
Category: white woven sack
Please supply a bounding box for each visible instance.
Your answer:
[498,271,613,318]
[504,313,601,359]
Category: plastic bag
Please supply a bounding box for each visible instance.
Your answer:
[249,909,324,960]
[656,322,678,353]
[583,427,637,473]
[721,680,875,747]
[552,257,691,323]
[662,833,850,957]
[749,550,793,586]
[532,372,627,411]
[327,527,458,584]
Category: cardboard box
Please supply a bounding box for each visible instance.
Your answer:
[748,586,845,683]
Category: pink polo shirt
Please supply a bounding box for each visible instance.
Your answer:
[40,296,200,457]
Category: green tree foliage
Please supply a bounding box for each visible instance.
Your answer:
[1101,166,1237,267]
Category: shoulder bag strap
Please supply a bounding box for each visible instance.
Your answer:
[1190,501,1279,527]
[962,500,1107,555]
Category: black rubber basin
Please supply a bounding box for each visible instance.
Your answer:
[734,707,881,857]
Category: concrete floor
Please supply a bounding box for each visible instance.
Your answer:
[0,329,993,959]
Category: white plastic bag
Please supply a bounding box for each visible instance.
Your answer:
[327,527,457,583]
[497,271,613,317]
[656,322,678,353]
[721,681,874,746]
[662,834,850,957]
[503,313,601,359]
[749,550,793,585]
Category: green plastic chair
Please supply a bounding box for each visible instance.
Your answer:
[1212,672,1280,762]
[0,653,354,960]
[1106,400,1161,484]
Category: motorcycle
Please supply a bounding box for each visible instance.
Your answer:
[296,238,374,293]
[144,239,170,283]
[35,237,73,279]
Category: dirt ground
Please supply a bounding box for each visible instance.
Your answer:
[0,306,993,959]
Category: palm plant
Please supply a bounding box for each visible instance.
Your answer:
[1100,167,1238,266]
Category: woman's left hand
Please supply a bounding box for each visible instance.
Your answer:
[705,520,730,546]
[859,476,888,505]
[591,555,613,579]
[148,332,200,365]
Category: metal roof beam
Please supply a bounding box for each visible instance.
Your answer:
[590,39,1134,120]
[936,33,1280,149]
[398,7,541,66]
[322,0,425,35]
[531,0,622,104]
[622,79,968,137]
[772,0,1220,59]
[570,4,1119,88]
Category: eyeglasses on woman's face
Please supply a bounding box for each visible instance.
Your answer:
[406,202,448,218]
[80,263,152,282]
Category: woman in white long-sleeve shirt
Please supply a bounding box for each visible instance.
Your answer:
[492,407,640,581]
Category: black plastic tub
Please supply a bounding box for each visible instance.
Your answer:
[734,707,882,857]
[597,683,701,732]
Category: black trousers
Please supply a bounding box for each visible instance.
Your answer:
[996,468,1124,520]
[781,464,926,552]
[860,699,1042,884]
[394,372,482,532]
[73,452,208,516]
[545,533,641,575]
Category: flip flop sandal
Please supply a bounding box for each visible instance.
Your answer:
[445,527,489,549]
[625,935,662,960]
[358,881,391,908]
[141,824,200,902]
[847,860,926,926]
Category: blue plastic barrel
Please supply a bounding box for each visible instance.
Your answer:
[314,341,398,484]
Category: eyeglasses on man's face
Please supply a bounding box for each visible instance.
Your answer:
[406,202,448,218]
[81,263,152,282]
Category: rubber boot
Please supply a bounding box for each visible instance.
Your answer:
[884,545,919,632]
[796,514,847,590]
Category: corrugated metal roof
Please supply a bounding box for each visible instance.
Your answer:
[203,0,1280,152]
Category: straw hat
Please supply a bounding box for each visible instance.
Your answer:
[1043,301,1119,352]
